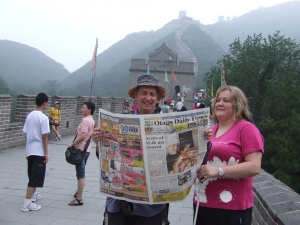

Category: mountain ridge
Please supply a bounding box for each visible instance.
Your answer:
[1,1,300,96]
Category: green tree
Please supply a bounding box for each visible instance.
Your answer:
[204,31,300,193]
[0,76,11,94]
[40,80,61,96]
[0,76,18,121]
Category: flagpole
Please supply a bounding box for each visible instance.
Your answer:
[89,38,98,101]
[89,78,94,101]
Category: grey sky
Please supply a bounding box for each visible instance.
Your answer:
[0,0,291,72]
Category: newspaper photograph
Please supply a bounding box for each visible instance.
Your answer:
[98,108,210,204]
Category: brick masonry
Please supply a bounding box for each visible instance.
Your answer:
[252,170,300,225]
[1,94,300,224]
[0,94,130,149]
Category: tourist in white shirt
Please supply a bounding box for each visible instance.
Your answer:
[176,99,183,111]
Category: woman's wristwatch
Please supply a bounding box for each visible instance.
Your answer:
[218,167,224,177]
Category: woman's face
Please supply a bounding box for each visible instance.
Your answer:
[54,104,59,109]
[167,143,179,155]
[81,104,91,116]
[215,90,234,121]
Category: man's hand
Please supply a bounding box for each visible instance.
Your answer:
[43,153,49,164]
[91,128,110,143]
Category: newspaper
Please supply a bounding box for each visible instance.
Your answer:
[98,108,210,204]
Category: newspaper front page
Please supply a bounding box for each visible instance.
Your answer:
[98,108,210,204]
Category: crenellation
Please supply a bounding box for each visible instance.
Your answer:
[0,95,131,150]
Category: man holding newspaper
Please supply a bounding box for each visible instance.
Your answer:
[92,74,212,225]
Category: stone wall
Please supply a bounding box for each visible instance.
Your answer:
[252,170,300,225]
[1,94,300,224]
[0,95,24,148]
[0,94,130,150]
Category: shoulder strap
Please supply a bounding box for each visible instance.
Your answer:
[82,136,92,153]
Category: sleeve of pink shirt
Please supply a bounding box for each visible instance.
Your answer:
[240,122,264,157]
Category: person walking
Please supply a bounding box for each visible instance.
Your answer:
[130,99,138,114]
[198,103,205,109]
[176,99,183,111]
[161,101,170,113]
[166,96,172,106]
[67,101,95,206]
[91,74,212,225]
[49,101,61,141]
[192,102,198,110]
[122,100,130,114]
[21,93,50,212]
[193,85,264,225]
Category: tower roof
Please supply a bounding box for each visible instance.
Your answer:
[149,42,177,61]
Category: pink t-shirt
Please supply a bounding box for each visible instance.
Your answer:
[75,115,95,152]
[193,120,264,210]
[131,103,138,113]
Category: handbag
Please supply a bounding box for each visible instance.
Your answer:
[122,107,129,114]
[65,134,91,165]
[54,119,60,126]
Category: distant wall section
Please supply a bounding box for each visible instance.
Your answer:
[0,94,132,150]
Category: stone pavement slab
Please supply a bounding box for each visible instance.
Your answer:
[0,135,195,225]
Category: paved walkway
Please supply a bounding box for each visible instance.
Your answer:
[0,135,194,225]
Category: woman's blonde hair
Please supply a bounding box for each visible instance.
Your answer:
[211,85,252,123]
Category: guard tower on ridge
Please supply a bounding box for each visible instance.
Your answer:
[129,43,194,107]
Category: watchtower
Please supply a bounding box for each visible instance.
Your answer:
[129,43,194,105]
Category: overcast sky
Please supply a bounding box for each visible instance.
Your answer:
[0,0,291,72]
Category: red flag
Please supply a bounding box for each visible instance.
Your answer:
[221,62,226,86]
[90,38,98,77]
[171,70,178,83]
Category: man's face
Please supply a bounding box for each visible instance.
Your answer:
[135,86,158,114]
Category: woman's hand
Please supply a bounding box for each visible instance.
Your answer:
[197,165,218,182]
[203,126,212,140]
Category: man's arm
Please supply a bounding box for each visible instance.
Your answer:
[42,133,49,164]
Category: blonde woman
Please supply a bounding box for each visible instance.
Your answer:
[194,85,264,225]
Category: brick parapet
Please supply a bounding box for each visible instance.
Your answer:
[0,95,124,149]
[252,170,300,225]
[0,95,12,126]
[14,94,37,123]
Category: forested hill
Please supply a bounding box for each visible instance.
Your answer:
[205,1,300,51]
[0,40,70,93]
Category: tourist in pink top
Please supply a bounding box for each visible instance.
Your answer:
[131,99,138,113]
[192,102,198,110]
[193,85,264,225]
[67,101,95,206]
